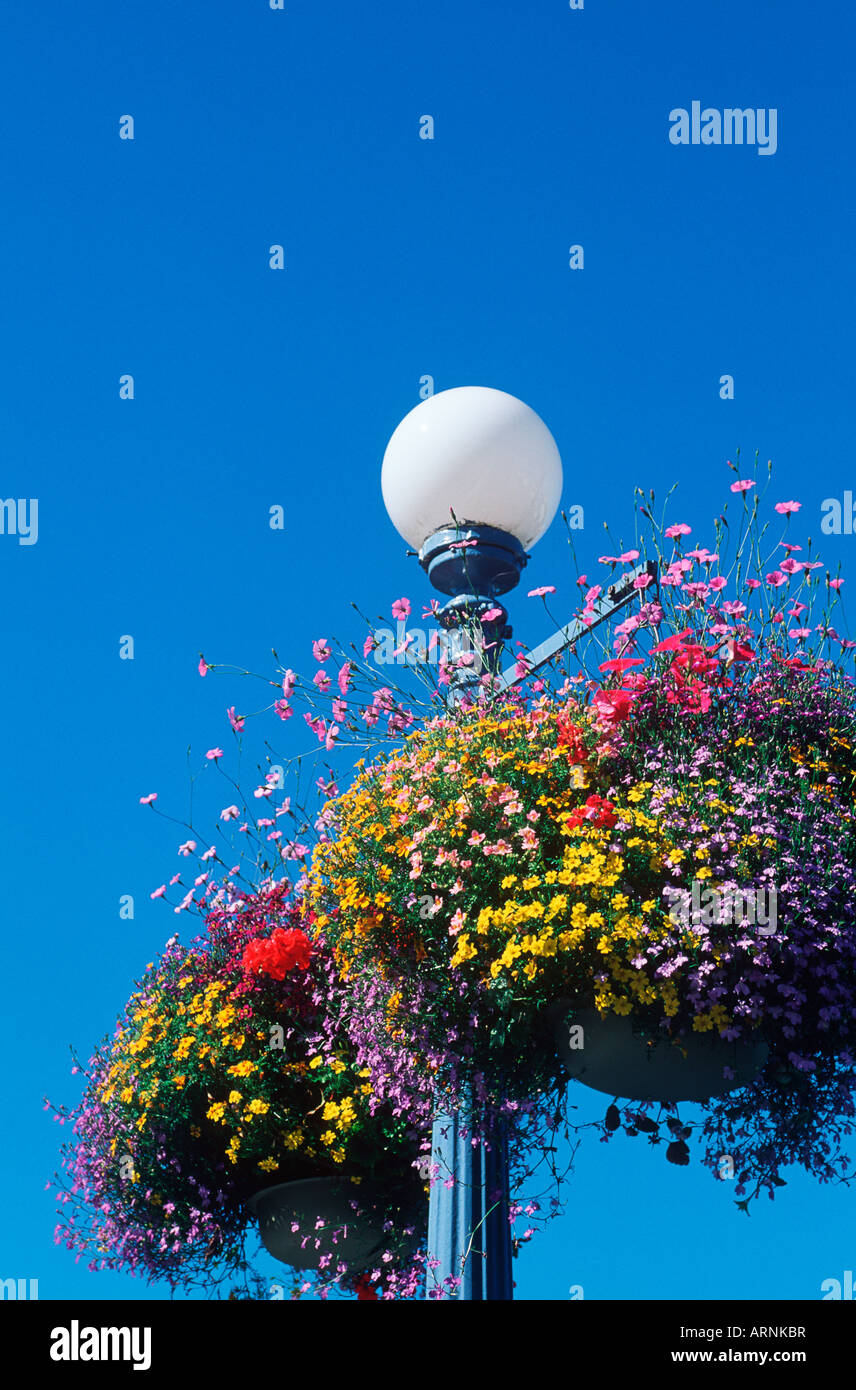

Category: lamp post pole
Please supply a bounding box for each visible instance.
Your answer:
[379,385,657,1301]
[417,528,656,1300]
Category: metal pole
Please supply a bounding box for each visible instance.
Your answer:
[426,1103,511,1299]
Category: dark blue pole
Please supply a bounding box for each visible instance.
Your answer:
[426,1103,512,1300]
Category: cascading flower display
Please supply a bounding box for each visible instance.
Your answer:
[49,883,427,1296]
[50,453,856,1293]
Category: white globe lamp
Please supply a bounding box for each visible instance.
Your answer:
[381,387,562,605]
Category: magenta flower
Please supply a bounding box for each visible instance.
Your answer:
[391,598,411,621]
[774,500,801,514]
[665,523,691,538]
[730,480,754,493]
[312,639,331,663]
[227,707,244,732]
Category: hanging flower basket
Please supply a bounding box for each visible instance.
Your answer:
[548,999,768,1102]
[249,1176,418,1272]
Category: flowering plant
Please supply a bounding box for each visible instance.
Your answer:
[50,883,426,1295]
[300,458,856,1203]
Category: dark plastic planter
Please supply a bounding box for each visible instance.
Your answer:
[550,1000,768,1103]
[248,1176,409,1272]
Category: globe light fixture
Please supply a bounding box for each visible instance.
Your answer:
[381,386,563,605]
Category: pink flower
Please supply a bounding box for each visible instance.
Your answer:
[274,699,293,721]
[338,662,353,695]
[632,573,653,590]
[139,793,158,805]
[282,670,296,699]
[829,578,844,590]
[744,578,761,590]
[313,670,331,693]
[206,748,223,760]
[730,480,755,493]
[227,707,245,732]
[482,607,504,622]
[665,523,691,538]
[599,657,645,673]
[220,805,240,821]
[788,628,812,640]
[150,885,166,899]
[774,500,801,514]
[779,558,801,575]
[650,628,694,653]
[593,689,635,724]
[198,656,209,677]
[178,840,197,856]
[325,725,340,751]
[709,576,727,592]
[765,571,787,587]
[618,549,640,562]
[391,598,411,621]
[449,909,466,935]
[363,634,376,658]
[527,586,556,598]
[312,639,331,663]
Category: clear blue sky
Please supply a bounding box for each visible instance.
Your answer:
[3,0,855,1300]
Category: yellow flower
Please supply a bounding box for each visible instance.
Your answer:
[207,1102,226,1121]
[228,1089,243,1105]
[227,1060,256,1077]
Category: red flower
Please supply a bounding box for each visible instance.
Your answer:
[557,715,588,763]
[242,927,313,979]
[566,794,618,831]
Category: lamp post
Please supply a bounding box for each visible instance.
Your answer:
[380,386,656,1300]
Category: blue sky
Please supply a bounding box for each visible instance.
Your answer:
[2,0,855,1300]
